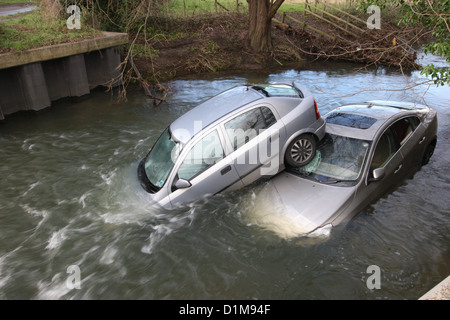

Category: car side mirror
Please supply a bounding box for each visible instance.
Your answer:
[369,167,385,182]
[174,178,192,190]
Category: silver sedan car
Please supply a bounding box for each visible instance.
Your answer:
[258,100,438,237]
[138,82,326,208]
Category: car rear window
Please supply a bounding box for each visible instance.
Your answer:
[253,84,302,98]
[325,112,377,129]
[225,107,276,150]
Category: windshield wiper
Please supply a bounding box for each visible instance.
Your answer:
[313,176,342,184]
[310,175,343,184]
[320,179,342,184]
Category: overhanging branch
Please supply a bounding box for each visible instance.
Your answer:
[268,0,285,20]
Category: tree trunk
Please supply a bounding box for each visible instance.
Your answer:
[247,0,285,53]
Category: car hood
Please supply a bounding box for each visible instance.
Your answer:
[248,172,356,238]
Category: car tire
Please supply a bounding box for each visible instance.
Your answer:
[421,141,436,166]
[285,134,316,168]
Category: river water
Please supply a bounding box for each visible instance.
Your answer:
[0,57,449,300]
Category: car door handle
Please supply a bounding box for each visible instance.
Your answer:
[221,165,232,175]
[394,164,403,174]
[419,136,426,144]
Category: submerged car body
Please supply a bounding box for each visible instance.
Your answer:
[262,100,438,237]
[138,82,326,208]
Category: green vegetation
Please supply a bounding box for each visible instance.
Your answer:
[355,0,449,86]
[400,0,449,86]
[161,0,327,16]
[130,42,159,59]
[164,0,247,16]
[0,0,35,4]
[0,7,100,53]
[87,0,312,31]
[199,40,220,55]
[1,0,446,88]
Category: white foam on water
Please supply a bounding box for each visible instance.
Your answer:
[141,207,196,255]
[20,204,49,218]
[99,244,118,265]
[0,256,11,296]
[141,224,174,255]
[46,228,68,250]
[78,191,92,209]
[88,163,197,256]
[22,181,41,197]
[36,273,73,300]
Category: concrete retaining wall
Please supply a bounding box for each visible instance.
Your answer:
[419,275,450,300]
[0,32,128,120]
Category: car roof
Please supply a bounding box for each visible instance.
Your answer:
[324,101,428,141]
[169,83,304,144]
[169,85,263,144]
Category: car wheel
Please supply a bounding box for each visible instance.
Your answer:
[285,134,316,168]
[422,141,436,166]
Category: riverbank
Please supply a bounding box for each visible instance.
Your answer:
[0,3,101,53]
[420,276,450,300]
[128,8,429,92]
[0,2,430,89]
[0,1,36,20]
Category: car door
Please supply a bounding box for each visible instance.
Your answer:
[222,105,284,185]
[396,116,426,173]
[168,128,242,206]
[356,124,405,207]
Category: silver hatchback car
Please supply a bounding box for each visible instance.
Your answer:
[138,82,326,208]
[257,100,438,237]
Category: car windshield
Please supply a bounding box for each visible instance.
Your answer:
[144,127,182,189]
[289,133,371,184]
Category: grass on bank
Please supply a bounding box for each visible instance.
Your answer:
[151,0,353,18]
[0,0,35,4]
[0,7,101,53]
[163,0,312,16]
[0,0,355,54]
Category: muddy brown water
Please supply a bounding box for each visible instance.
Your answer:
[0,56,449,299]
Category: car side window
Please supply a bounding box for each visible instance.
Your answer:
[370,116,421,172]
[370,128,398,171]
[390,117,415,146]
[224,107,276,150]
[408,116,420,130]
[261,106,277,127]
[177,130,224,181]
